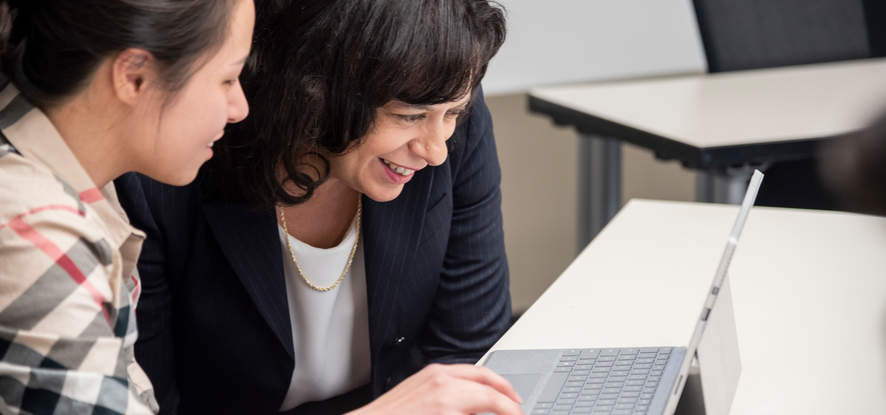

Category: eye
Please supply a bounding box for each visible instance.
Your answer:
[445,109,466,119]
[394,113,426,123]
[223,78,238,87]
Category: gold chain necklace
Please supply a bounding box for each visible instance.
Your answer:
[277,199,361,292]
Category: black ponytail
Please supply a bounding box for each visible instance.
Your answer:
[0,0,238,108]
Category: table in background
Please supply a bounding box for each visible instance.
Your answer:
[529,59,886,247]
[484,199,886,414]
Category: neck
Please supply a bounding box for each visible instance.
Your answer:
[44,96,127,189]
[280,178,361,249]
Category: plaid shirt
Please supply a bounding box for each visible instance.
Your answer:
[0,79,158,414]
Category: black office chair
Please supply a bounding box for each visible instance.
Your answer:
[691,0,886,210]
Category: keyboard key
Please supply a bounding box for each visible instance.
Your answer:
[581,349,601,358]
[617,403,638,410]
[563,386,582,393]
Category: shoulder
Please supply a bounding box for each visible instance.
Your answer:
[0,150,90,225]
[0,154,116,309]
[449,89,494,165]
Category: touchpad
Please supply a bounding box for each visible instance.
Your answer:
[501,373,543,403]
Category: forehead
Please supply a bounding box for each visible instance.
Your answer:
[207,0,255,66]
[389,90,473,109]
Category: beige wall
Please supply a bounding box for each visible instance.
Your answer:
[487,93,696,312]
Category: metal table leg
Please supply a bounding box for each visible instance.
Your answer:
[577,134,621,252]
[695,166,756,204]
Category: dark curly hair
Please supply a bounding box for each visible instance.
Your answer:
[206,0,506,208]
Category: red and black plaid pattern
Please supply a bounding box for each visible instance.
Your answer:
[0,81,157,414]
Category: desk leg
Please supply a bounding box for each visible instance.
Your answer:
[577,134,621,252]
[695,167,755,204]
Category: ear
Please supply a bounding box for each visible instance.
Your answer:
[111,48,157,106]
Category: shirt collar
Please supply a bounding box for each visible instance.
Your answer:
[0,81,145,247]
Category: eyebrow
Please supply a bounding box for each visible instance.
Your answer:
[398,103,431,111]
[231,55,249,66]
[396,99,471,111]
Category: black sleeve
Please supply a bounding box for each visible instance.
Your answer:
[420,90,512,364]
[115,173,197,415]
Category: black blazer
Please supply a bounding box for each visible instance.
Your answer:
[115,94,511,414]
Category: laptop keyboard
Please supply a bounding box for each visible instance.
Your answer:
[530,347,674,415]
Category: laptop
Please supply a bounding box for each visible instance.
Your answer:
[483,170,764,415]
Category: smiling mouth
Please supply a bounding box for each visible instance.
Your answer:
[381,158,416,176]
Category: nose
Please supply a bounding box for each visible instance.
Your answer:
[227,81,249,124]
[409,117,455,166]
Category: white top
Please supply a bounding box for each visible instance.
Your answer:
[483,199,886,414]
[277,215,371,411]
[530,58,886,147]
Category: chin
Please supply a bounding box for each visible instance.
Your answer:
[363,185,405,203]
[148,167,200,187]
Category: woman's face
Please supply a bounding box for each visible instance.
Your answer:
[328,92,472,202]
[135,0,254,186]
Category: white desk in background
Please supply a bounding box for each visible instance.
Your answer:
[484,199,886,414]
[529,59,886,247]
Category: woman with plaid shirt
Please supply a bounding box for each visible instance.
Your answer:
[0,1,254,413]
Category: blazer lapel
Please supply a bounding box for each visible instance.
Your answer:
[203,200,294,358]
[362,167,435,355]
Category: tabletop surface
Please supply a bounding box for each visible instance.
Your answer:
[486,199,886,414]
[530,59,886,149]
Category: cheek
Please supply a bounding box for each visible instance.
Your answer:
[363,128,414,156]
[165,93,227,144]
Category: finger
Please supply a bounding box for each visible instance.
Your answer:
[458,379,525,415]
[436,364,523,404]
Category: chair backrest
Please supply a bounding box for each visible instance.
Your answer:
[693,0,871,72]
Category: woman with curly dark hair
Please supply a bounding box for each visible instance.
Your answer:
[116,0,521,414]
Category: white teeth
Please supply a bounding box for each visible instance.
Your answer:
[208,141,214,148]
[382,159,414,176]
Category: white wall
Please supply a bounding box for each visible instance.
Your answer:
[483,0,708,95]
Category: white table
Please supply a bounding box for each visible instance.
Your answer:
[485,199,886,414]
[529,58,886,246]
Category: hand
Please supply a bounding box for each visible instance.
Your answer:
[348,363,525,415]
